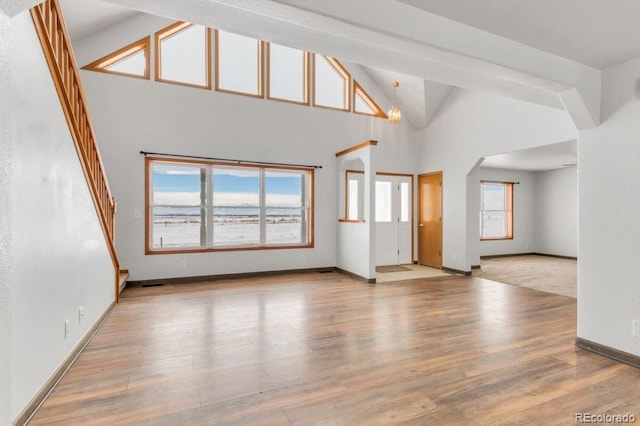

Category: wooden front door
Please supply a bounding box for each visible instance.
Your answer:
[418,172,442,268]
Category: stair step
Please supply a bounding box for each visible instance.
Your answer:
[119,269,129,293]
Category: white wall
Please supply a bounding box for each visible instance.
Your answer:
[476,168,536,258]
[75,17,417,281]
[336,148,376,280]
[577,56,640,357]
[534,167,577,257]
[0,10,13,426]
[9,12,115,420]
[418,88,576,272]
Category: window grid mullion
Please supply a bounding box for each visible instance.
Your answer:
[207,166,214,247]
[149,166,155,245]
[301,174,307,242]
[259,169,266,245]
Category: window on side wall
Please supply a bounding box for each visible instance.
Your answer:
[480,181,513,240]
[345,170,364,221]
[147,158,313,253]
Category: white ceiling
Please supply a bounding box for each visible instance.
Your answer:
[481,140,577,172]
[359,67,454,129]
[360,67,428,129]
[398,0,640,68]
[63,0,640,70]
[59,0,139,41]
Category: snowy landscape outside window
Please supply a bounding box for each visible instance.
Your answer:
[147,158,313,253]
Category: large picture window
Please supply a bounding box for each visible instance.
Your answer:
[147,158,313,253]
[480,181,513,240]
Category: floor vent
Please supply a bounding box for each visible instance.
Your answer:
[142,283,165,287]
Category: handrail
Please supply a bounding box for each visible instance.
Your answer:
[30,0,121,301]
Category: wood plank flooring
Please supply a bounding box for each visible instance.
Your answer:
[29,272,640,425]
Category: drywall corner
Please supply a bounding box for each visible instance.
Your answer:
[0,10,13,426]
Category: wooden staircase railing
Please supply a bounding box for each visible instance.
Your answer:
[30,0,121,301]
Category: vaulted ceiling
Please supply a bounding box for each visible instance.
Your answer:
[63,0,605,130]
[33,0,640,72]
[399,0,640,69]
[59,0,457,130]
[46,0,603,169]
[46,0,640,140]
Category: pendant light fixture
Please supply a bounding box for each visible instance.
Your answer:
[388,81,402,124]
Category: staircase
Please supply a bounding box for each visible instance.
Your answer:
[119,269,129,294]
[30,0,121,301]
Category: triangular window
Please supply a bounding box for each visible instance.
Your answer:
[82,36,150,79]
[313,55,350,111]
[354,81,387,118]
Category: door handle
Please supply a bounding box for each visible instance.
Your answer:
[419,224,424,227]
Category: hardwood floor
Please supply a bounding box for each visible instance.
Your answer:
[29,272,640,425]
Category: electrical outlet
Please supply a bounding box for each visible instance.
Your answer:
[452,254,457,262]
[79,307,84,325]
[133,209,141,218]
[633,320,640,338]
[64,320,70,339]
[179,260,187,269]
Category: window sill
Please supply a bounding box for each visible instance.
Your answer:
[480,237,514,241]
[339,219,365,223]
[146,243,314,255]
